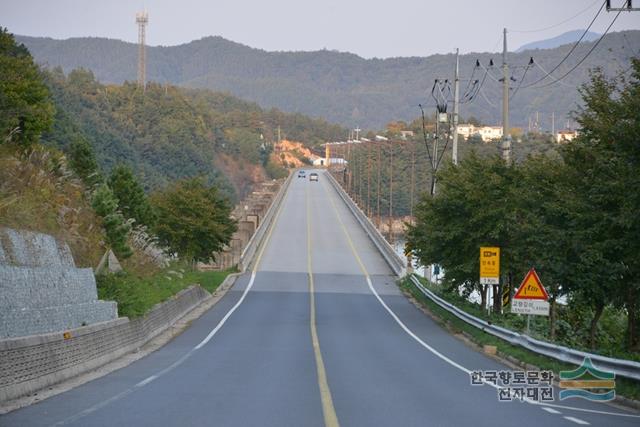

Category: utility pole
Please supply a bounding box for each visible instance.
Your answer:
[551,111,555,136]
[501,28,511,163]
[452,48,460,165]
[367,142,371,216]
[377,142,381,228]
[410,141,415,218]
[389,141,394,244]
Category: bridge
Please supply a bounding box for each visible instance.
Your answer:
[2,170,638,426]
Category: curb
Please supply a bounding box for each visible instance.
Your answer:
[400,283,640,413]
[0,273,239,414]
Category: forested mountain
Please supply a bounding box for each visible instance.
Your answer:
[515,30,600,52]
[41,67,346,199]
[17,31,639,129]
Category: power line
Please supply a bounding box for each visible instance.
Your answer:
[479,86,498,108]
[509,58,534,100]
[510,0,602,33]
[518,0,607,89]
[477,60,501,83]
[534,8,624,89]
[531,60,577,88]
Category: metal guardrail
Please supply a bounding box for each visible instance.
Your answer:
[239,172,293,271]
[325,171,406,277]
[409,274,640,381]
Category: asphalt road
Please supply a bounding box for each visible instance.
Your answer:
[2,170,639,427]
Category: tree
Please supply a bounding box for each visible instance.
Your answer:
[0,28,54,145]
[91,184,132,259]
[151,178,237,263]
[562,60,640,350]
[406,153,518,310]
[511,155,574,340]
[68,137,102,187]
[108,164,156,227]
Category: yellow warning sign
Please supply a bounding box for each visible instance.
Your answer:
[480,247,500,285]
[514,268,549,301]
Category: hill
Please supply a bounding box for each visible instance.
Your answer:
[40,68,346,199]
[17,31,640,129]
[515,29,601,52]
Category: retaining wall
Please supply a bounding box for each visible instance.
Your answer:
[0,285,210,403]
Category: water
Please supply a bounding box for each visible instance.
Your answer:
[392,237,482,304]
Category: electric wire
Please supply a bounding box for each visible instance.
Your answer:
[477,61,501,83]
[418,104,435,168]
[534,8,623,89]
[518,0,607,89]
[509,59,533,100]
[510,0,602,33]
[532,61,576,88]
[479,86,498,108]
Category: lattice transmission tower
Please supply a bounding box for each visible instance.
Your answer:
[136,11,148,90]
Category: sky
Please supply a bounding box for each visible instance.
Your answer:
[1,0,638,58]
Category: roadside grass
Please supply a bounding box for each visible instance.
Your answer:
[398,276,640,402]
[97,263,236,318]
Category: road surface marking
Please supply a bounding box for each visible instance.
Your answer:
[307,182,340,427]
[52,178,291,426]
[564,416,590,425]
[542,407,562,414]
[195,178,288,349]
[135,375,157,387]
[51,389,134,427]
[320,173,640,420]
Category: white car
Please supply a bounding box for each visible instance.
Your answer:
[309,173,319,182]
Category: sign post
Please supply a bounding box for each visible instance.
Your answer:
[511,268,550,334]
[480,247,500,313]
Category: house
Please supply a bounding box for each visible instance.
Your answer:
[399,130,414,140]
[457,124,476,139]
[313,157,347,167]
[456,124,503,142]
[478,126,503,142]
[556,130,578,143]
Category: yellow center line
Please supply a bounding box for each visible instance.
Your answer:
[320,177,371,278]
[306,182,340,427]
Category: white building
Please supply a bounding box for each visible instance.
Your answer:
[478,126,503,142]
[399,130,414,140]
[456,124,503,142]
[313,157,347,167]
[555,130,578,143]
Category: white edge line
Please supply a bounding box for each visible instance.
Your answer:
[368,276,640,419]
[564,416,590,425]
[195,271,256,349]
[541,407,562,414]
[135,375,157,387]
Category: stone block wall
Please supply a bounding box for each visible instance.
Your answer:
[0,285,210,403]
[201,178,284,271]
[0,228,117,339]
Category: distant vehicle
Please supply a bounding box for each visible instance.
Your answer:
[309,173,319,182]
[298,170,306,178]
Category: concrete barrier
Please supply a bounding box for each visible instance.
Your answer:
[325,172,406,277]
[239,172,293,272]
[0,285,209,403]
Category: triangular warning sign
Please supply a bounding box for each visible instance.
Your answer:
[513,268,549,300]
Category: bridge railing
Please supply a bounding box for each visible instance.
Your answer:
[324,171,640,382]
[409,275,640,382]
[325,171,406,277]
[239,171,294,271]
